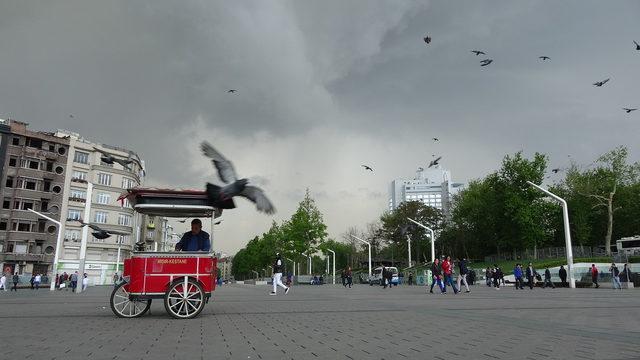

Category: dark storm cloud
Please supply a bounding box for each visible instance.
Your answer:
[1,1,638,252]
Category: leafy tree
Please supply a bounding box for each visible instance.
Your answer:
[280,189,329,263]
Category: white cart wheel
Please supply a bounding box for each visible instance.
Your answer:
[110,283,151,318]
[164,278,206,319]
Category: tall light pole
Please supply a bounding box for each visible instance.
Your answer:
[77,182,94,294]
[27,209,62,291]
[327,249,336,285]
[406,235,412,268]
[350,234,371,276]
[407,217,435,263]
[527,181,575,289]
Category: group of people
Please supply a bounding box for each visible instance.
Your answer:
[55,271,89,292]
[510,263,559,290]
[429,256,471,294]
[590,263,632,290]
[0,273,21,291]
[340,267,353,288]
[0,271,91,292]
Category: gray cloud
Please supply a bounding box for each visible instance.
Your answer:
[1,1,639,253]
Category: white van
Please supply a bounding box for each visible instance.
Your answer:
[369,266,399,286]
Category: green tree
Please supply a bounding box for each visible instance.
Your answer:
[280,189,329,263]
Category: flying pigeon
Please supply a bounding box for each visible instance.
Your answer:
[361,165,374,172]
[201,141,275,214]
[423,36,431,44]
[93,147,134,168]
[69,114,74,118]
[539,56,550,60]
[551,168,561,174]
[593,78,610,87]
[634,40,640,51]
[623,108,637,113]
[480,59,493,66]
[471,50,485,56]
[177,219,188,223]
[428,156,442,168]
[69,219,130,240]
[227,89,237,93]
[432,137,439,142]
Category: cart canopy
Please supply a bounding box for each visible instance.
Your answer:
[118,188,222,218]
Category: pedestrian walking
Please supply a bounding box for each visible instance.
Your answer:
[514,264,524,290]
[408,272,413,286]
[526,263,537,289]
[269,253,290,295]
[543,268,555,289]
[456,258,470,293]
[610,263,622,290]
[0,273,7,291]
[485,267,493,287]
[82,273,89,291]
[70,271,78,292]
[621,263,631,285]
[30,274,35,290]
[442,256,459,294]
[34,273,41,290]
[590,264,599,288]
[345,267,353,288]
[11,273,19,291]
[558,265,567,287]
[341,269,347,287]
[492,265,502,290]
[429,259,444,293]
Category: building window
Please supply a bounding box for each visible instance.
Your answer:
[12,137,20,146]
[94,211,108,224]
[74,151,89,164]
[115,235,128,245]
[72,170,87,181]
[122,198,132,208]
[5,177,14,188]
[65,230,80,242]
[96,192,111,205]
[0,220,7,230]
[22,179,37,190]
[21,158,40,170]
[2,199,10,209]
[8,157,17,167]
[68,209,82,220]
[70,189,86,200]
[97,173,112,186]
[147,230,155,239]
[121,177,135,189]
[118,214,131,226]
[26,138,43,149]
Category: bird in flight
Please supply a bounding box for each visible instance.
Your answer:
[94,148,134,169]
[432,137,439,142]
[68,219,129,239]
[471,50,485,56]
[623,108,637,113]
[480,59,493,66]
[177,219,188,223]
[361,165,374,172]
[428,156,442,168]
[593,78,610,87]
[69,114,74,119]
[423,36,431,44]
[201,141,275,214]
[227,89,237,93]
[551,168,561,174]
[634,40,640,50]
[539,56,550,61]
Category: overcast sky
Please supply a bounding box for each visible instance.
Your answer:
[1,1,639,254]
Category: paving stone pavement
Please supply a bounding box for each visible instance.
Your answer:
[1,283,639,360]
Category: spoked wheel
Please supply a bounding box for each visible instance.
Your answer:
[110,282,152,318]
[164,278,206,319]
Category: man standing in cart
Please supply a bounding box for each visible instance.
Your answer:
[270,253,290,296]
[175,219,211,251]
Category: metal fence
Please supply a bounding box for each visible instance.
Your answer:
[484,246,610,263]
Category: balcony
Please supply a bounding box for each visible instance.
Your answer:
[68,196,86,203]
[0,253,53,263]
[146,223,155,230]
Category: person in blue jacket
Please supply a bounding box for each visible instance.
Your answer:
[175,219,211,251]
[513,264,524,290]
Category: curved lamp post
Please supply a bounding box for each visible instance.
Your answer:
[407,217,435,263]
[350,234,371,276]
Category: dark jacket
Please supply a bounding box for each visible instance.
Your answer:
[544,269,551,280]
[272,258,283,273]
[559,267,567,279]
[526,266,536,278]
[431,263,442,278]
[458,260,468,275]
[175,230,211,251]
[12,274,19,283]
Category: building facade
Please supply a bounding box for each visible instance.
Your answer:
[0,119,70,277]
[55,129,145,285]
[388,166,464,216]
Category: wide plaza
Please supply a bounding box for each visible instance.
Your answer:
[0,283,638,360]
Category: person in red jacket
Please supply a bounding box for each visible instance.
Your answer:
[441,256,459,294]
[590,264,600,288]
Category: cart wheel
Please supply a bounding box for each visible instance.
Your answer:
[164,278,206,319]
[110,283,152,318]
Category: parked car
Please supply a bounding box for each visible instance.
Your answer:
[369,266,399,286]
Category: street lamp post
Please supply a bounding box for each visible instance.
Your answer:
[350,234,371,276]
[527,181,575,289]
[251,270,258,280]
[406,235,412,268]
[327,249,336,285]
[77,182,94,294]
[27,209,62,291]
[407,217,435,263]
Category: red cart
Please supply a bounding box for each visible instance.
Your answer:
[110,189,220,319]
